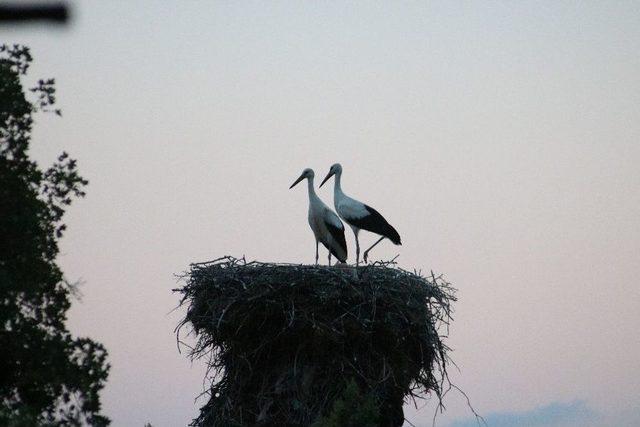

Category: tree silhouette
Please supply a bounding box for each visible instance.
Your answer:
[0,44,110,426]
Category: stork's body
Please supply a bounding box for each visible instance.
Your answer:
[320,163,401,264]
[290,169,348,264]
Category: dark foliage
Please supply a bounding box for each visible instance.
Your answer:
[312,380,380,427]
[176,257,455,427]
[0,44,110,426]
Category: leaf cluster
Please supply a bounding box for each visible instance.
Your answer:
[312,380,380,427]
[0,44,109,426]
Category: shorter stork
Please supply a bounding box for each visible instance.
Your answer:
[320,163,401,264]
[290,168,348,265]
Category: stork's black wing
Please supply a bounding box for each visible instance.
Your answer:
[324,218,348,263]
[348,205,401,245]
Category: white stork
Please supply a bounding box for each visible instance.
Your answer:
[290,168,348,265]
[319,163,401,264]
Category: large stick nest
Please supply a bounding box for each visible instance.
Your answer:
[175,256,456,427]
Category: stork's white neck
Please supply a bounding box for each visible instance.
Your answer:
[307,177,319,202]
[333,171,344,197]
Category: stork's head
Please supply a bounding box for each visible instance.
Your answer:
[289,168,314,189]
[319,163,342,188]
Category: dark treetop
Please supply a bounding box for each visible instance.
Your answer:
[0,44,110,426]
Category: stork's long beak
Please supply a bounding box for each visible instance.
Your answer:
[319,170,334,188]
[289,174,305,189]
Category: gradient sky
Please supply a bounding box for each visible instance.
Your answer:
[2,1,639,426]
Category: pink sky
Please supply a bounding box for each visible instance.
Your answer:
[2,2,639,426]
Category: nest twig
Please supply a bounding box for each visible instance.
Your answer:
[175,256,456,427]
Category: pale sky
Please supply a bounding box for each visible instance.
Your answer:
[2,1,639,426]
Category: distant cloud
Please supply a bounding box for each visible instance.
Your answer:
[447,400,597,427]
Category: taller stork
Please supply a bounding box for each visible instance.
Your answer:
[320,163,401,264]
[290,168,348,265]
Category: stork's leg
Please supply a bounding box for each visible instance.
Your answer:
[363,236,386,263]
[328,252,332,266]
[355,232,361,266]
[315,241,319,265]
